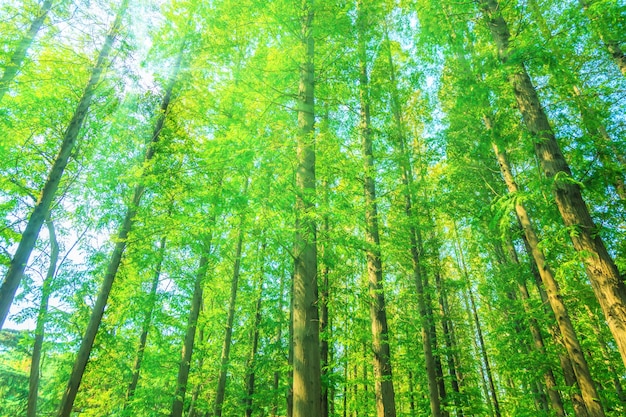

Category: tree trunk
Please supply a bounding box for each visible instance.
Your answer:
[171,254,210,417]
[0,0,128,329]
[271,271,286,417]
[56,38,182,417]
[490,140,605,417]
[124,237,167,409]
[502,238,566,417]
[244,243,264,417]
[480,0,626,372]
[213,214,245,417]
[577,0,626,76]
[358,7,397,417]
[26,216,58,417]
[0,0,53,103]
[320,196,331,417]
[434,266,465,417]
[292,0,322,416]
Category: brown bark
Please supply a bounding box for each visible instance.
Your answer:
[245,243,265,417]
[292,0,322,416]
[358,6,397,417]
[0,0,128,329]
[124,237,167,408]
[0,0,53,103]
[27,217,58,417]
[213,214,245,417]
[502,238,566,417]
[171,254,209,417]
[480,0,626,373]
[490,140,605,416]
[56,36,181,417]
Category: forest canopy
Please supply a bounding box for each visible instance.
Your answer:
[0,0,625,416]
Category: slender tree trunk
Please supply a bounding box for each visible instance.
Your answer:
[434,266,464,417]
[287,273,294,417]
[0,0,128,329]
[480,0,626,371]
[490,140,605,417]
[56,38,181,417]
[0,0,53,103]
[292,1,321,416]
[320,196,331,417]
[245,243,265,417]
[213,214,245,417]
[502,238,566,417]
[577,0,626,76]
[358,7,396,417]
[171,253,210,417]
[26,217,58,417]
[124,237,167,409]
[271,272,286,417]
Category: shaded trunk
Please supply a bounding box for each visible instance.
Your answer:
[0,0,128,329]
[480,0,626,373]
[434,267,464,417]
[490,140,604,417]
[213,214,245,417]
[171,253,210,417]
[358,7,396,417]
[320,204,331,417]
[0,0,53,103]
[292,1,322,417]
[124,237,167,408]
[56,36,181,417]
[271,272,286,417]
[245,244,265,417]
[503,238,566,417]
[27,217,58,417]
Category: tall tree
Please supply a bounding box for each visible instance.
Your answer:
[57,39,183,417]
[291,0,322,417]
[478,0,626,371]
[0,0,129,329]
[0,0,53,103]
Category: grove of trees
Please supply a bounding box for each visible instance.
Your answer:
[0,0,625,416]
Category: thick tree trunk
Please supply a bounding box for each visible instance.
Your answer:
[491,141,605,417]
[0,0,53,103]
[527,0,626,199]
[0,0,128,329]
[480,0,626,371]
[292,1,322,417]
[358,7,396,417]
[26,217,58,417]
[213,215,245,417]
[57,39,182,417]
[171,254,209,417]
[124,237,167,408]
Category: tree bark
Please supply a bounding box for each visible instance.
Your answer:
[124,237,167,409]
[358,6,397,417]
[0,0,128,329]
[26,216,58,417]
[480,0,626,372]
[244,262,264,417]
[502,238,566,417]
[171,254,210,417]
[0,0,53,103]
[56,37,182,417]
[212,214,245,417]
[490,140,605,417]
[292,0,322,416]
